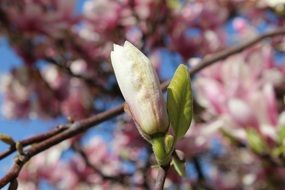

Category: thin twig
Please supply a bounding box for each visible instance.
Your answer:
[0,125,68,160]
[0,104,124,188]
[1,28,285,188]
[154,165,170,190]
[192,156,205,181]
[161,27,285,90]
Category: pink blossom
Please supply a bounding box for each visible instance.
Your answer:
[61,79,93,120]
[112,122,145,160]
[6,0,77,37]
[83,0,123,33]
[193,45,284,141]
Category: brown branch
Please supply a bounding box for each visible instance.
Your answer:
[154,165,170,190]
[1,28,285,188]
[0,125,68,160]
[161,27,285,89]
[0,104,124,188]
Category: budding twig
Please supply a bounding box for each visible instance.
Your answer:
[154,165,170,190]
[0,125,68,160]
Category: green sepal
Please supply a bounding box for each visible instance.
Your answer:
[171,150,186,176]
[277,125,285,145]
[272,145,285,158]
[167,64,193,140]
[166,0,181,9]
[151,135,171,166]
[220,128,242,146]
[246,129,268,154]
[165,134,174,154]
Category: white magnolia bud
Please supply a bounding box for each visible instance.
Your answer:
[111,41,169,136]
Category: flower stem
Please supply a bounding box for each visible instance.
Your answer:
[151,135,171,166]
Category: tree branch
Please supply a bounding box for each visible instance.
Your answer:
[1,28,285,188]
[0,104,124,188]
[192,156,205,181]
[154,165,170,190]
[0,125,68,160]
[161,27,285,89]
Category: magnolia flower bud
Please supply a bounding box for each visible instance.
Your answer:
[110,41,169,137]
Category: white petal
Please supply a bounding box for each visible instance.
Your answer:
[110,41,168,135]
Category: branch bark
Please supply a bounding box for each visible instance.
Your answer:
[1,28,285,188]
[0,125,68,160]
[0,104,124,188]
[154,165,170,190]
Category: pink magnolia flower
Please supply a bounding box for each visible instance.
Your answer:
[112,122,146,160]
[19,142,70,187]
[193,44,284,141]
[83,0,123,33]
[0,71,31,119]
[6,0,77,37]
[61,79,93,120]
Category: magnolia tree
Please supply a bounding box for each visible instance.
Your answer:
[0,0,285,189]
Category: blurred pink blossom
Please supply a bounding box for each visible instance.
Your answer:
[193,44,284,141]
[61,79,93,120]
